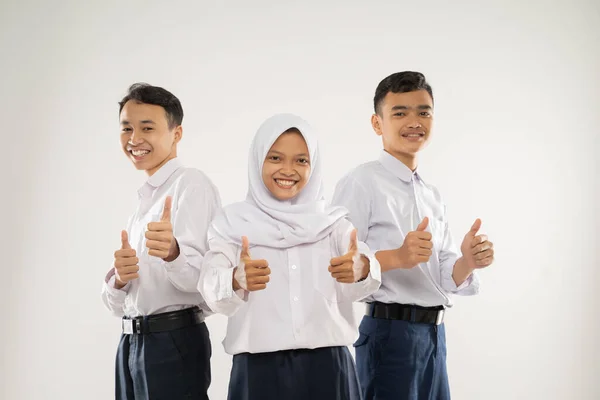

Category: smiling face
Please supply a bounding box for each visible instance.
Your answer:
[371,89,434,170]
[119,100,181,176]
[261,129,311,201]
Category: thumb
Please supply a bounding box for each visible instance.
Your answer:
[469,218,482,235]
[160,196,172,222]
[121,230,131,250]
[348,229,358,253]
[240,236,250,259]
[416,217,429,231]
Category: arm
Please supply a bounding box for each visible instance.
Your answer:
[332,174,407,272]
[438,213,480,295]
[331,173,371,242]
[198,234,247,316]
[333,220,382,302]
[164,183,221,293]
[100,268,128,318]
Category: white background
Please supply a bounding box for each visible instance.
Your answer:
[2,0,599,399]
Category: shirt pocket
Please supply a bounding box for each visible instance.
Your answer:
[311,238,342,303]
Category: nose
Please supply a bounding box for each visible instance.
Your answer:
[406,119,422,129]
[279,162,296,176]
[128,130,144,145]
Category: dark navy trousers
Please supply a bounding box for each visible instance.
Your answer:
[228,346,361,400]
[115,322,211,400]
[354,315,450,400]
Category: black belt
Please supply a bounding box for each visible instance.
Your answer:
[122,307,204,335]
[366,302,445,325]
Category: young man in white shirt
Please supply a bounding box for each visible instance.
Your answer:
[101,83,221,400]
[332,71,495,400]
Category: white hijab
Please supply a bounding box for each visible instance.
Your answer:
[209,113,348,249]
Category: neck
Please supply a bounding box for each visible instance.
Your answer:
[146,154,176,177]
[384,149,418,171]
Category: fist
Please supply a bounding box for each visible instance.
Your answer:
[145,196,179,261]
[461,219,494,269]
[114,230,139,289]
[396,217,433,269]
[233,236,271,292]
[328,229,369,283]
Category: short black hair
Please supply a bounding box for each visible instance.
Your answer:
[118,83,184,129]
[373,71,433,115]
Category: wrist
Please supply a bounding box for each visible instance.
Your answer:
[375,249,403,272]
[357,255,370,281]
[164,238,180,262]
[114,278,126,290]
[452,257,474,286]
[232,268,241,291]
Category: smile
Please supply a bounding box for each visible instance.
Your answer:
[402,133,424,137]
[129,149,151,160]
[274,179,297,189]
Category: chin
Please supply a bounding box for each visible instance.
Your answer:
[269,188,297,201]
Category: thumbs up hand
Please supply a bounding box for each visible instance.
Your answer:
[460,219,494,269]
[113,230,139,289]
[328,229,370,283]
[233,236,271,292]
[394,217,433,269]
[145,196,179,261]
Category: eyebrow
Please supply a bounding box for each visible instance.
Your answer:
[268,150,310,158]
[391,105,432,111]
[120,119,156,125]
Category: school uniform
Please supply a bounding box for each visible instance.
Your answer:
[332,150,480,400]
[199,114,382,400]
[101,158,221,400]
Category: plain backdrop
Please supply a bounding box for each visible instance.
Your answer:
[1,0,599,399]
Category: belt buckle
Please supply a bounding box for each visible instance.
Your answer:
[122,319,134,334]
[435,309,445,325]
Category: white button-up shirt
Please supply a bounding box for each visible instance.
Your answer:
[101,158,221,318]
[331,150,479,307]
[199,218,382,355]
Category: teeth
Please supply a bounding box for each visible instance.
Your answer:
[276,179,295,187]
[405,134,422,137]
[132,150,150,156]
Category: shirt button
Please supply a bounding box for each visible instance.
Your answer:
[291,265,297,270]
[293,296,299,302]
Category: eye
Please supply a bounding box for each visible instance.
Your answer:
[420,112,431,117]
[142,127,153,132]
[297,158,309,164]
[393,112,405,117]
[268,155,281,161]
[121,127,132,133]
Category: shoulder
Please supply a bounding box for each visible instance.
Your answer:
[175,167,220,196]
[177,167,216,186]
[336,161,382,190]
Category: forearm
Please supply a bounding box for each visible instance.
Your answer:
[375,249,400,272]
[452,256,474,287]
[440,255,480,295]
[340,254,382,302]
[101,271,128,317]
[199,253,247,316]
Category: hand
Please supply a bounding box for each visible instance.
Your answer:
[233,236,271,292]
[461,219,494,269]
[145,196,179,261]
[328,229,370,283]
[395,217,433,269]
[113,230,139,289]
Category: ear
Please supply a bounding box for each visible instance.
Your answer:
[173,125,183,144]
[371,114,383,137]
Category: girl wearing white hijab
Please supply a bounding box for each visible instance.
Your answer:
[200,114,382,400]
